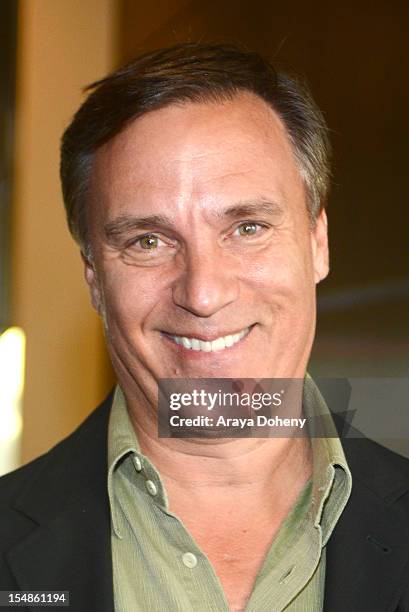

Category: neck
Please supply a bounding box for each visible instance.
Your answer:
[125,389,312,507]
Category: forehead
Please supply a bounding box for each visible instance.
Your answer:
[89,92,305,220]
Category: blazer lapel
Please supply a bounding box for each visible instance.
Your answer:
[6,491,114,612]
[324,437,409,612]
[5,394,115,612]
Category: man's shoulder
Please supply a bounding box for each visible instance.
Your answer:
[341,434,409,503]
[325,435,409,611]
[0,392,114,591]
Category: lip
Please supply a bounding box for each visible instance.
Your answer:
[161,324,256,355]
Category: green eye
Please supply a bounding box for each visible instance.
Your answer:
[139,234,158,249]
[238,222,258,236]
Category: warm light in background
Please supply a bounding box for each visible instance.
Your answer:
[0,326,25,475]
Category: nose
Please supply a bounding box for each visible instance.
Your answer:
[171,248,239,317]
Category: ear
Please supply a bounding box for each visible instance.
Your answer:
[311,209,329,284]
[82,252,103,314]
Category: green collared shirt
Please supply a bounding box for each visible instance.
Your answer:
[108,376,352,611]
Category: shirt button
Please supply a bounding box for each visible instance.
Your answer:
[133,456,142,472]
[182,552,198,569]
[145,480,158,496]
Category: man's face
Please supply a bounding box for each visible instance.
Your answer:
[85,92,328,399]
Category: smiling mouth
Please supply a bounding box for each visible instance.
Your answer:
[164,326,253,353]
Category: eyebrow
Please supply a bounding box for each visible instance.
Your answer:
[214,199,284,220]
[104,214,172,243]
[103,199,284,245]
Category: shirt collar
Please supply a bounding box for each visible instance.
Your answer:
[304,373,352,545]
[107,386,142,538]
[107,375,352,544]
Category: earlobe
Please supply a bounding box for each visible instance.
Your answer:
[312,209,330,284]
[82,252,103,314]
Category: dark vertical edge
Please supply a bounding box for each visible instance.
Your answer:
[0,0,18,332]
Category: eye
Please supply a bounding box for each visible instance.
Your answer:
[138,234,159,250]
[124,232,176,259]
[236,222,262,237]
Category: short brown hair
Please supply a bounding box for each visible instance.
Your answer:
[60,42,331,252]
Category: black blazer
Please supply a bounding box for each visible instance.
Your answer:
[1,392,409,612]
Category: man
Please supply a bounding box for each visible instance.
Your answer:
[1,43,408,612]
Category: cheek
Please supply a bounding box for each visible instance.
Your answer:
[99,265,163,330]
[242,239,315,301]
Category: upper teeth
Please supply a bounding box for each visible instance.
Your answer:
[170,327,250,352]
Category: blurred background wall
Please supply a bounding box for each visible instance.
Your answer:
[2,0,118,471]
[1,0,408,472]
